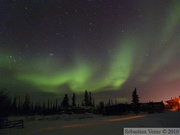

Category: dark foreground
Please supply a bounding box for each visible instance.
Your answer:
[0,111,179,135]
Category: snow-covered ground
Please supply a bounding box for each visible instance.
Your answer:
[1,111,180,135]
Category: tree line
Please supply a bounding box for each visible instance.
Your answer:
[0,89,96,117]
[1,87,164,119]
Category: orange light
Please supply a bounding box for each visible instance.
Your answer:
[62,122,104,128]
[104,115,146,122]
[38,115,147,132]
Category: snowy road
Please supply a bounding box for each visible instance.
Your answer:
[36,115,146,135]
[37,115,145,135]
[1,111,180,135]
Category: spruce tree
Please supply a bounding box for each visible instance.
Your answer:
[17,96,22,115]
[55,98,58,112]
[84,90,89,106]
[47,99,50,114]
[89,92,92,106]
[72,93,76,106]
[132,88,140,114]
[132,88,139,104]
[12,94,17,115]
[22,94,30,115]
[62,94,69,108]
[92,98,95,107]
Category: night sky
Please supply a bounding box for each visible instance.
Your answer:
[0,0,180,103]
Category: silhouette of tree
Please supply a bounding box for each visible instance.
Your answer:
[22,94,30,115]
[84,90,93,106]
[132,88,140,114]
[72,93,76,106]
[92,98,95,107]
[12,94,18,115]
[34,102,39,114]
[84,90,89,106]
[111,99,113,105]
[132,88,139,103]
[17,96,22,115]
[107,99,111,106]
[42,102,46,115]
[34,102,42,115]
[0,89,11,119]
[89,92,92,106]
[47,99,50,114]
[55,98,58,112]
[30,102,34,115]
[62,94,69,107]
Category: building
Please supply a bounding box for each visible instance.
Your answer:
[165,96,180,111]
[104,101,164,115]
[139,101,164,113]
[105,103,131,115]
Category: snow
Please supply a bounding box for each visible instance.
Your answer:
[0,111,180,135]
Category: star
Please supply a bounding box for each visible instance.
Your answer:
[49,53,54,56]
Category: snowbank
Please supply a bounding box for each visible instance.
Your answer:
[0,111,180,135]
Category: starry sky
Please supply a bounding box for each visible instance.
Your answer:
[0,0,180,103]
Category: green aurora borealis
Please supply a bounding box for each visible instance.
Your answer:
[0,0,180,102]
